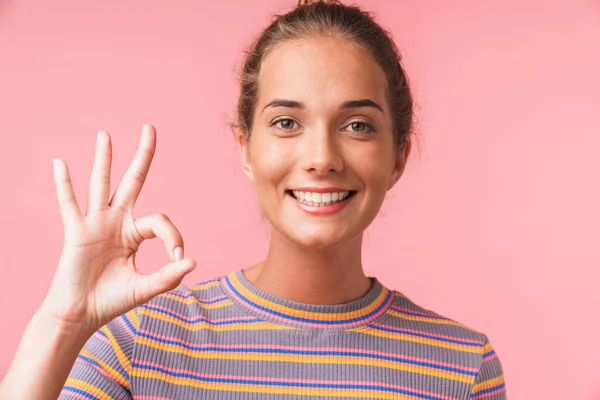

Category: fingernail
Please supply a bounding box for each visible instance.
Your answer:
[174,247,183,262]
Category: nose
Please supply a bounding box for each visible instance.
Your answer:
[300,124,344,176]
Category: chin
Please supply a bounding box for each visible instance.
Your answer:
[293,237,343,251]
[278,224,358,251]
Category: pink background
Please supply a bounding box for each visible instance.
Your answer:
[1,0,599,398]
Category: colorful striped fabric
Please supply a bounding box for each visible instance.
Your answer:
[59,269,506,399]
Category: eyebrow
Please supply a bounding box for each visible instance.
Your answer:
[261,98,384,114]
[342,99,384,113]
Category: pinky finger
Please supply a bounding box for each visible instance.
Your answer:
[53,158,83,225]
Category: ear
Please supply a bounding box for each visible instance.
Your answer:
[237,130,254,181]
[387,136,411,190]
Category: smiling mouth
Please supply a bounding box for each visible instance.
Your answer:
[285,190,357,207]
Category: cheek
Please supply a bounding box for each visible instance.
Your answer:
[250,138,295,198]
[348,144,395,193]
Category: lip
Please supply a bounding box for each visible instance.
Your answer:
[286,190,355,215]
[287,187,352,193]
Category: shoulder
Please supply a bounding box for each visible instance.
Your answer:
[152,275,226,305]
[136,275,231,324]
[378,291,505,396]
[379,289,491,353]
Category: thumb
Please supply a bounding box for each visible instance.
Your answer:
[133,258,197,305]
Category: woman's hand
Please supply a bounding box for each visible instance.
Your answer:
[42,124,196,334]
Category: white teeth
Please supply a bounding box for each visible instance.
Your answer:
[289,190,351,206]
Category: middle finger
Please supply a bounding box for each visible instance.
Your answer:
[109,124,157,213]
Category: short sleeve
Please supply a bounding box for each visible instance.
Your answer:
[469,335,506,399]
[58,308,139,400]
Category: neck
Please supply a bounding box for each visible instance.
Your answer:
[243,229,371,305]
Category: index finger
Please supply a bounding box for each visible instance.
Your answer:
[109,124,156,212]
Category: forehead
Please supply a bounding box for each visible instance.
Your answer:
[257,36,388,110]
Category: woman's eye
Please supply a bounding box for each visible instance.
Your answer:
[272,118,297,130]
[345,121,374,133]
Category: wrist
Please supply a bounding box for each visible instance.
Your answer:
[34,304,97,343]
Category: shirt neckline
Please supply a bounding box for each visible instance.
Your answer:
[219,269,394,331]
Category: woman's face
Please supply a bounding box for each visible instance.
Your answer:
[239,36,410,250]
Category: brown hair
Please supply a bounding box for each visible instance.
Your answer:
[235,0,414,149]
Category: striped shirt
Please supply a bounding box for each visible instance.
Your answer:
[59,269,506,399]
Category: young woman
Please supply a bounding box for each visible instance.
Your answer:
[0,1,506,399]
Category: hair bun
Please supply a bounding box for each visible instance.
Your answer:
[297,0,336,6]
